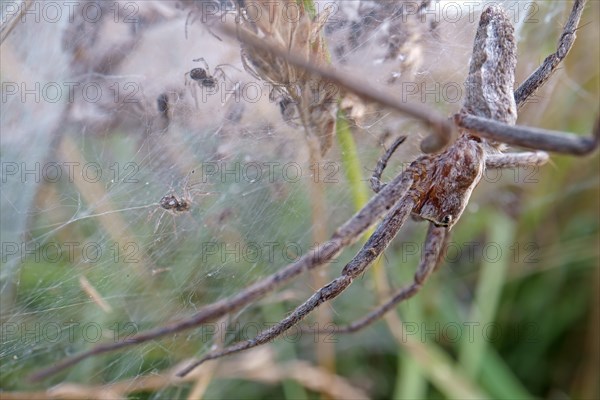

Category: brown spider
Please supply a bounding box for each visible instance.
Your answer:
[147,191,192,239]
[149,171,214,236]
[31,0,598,381]
[159,193,191,213]
[186,58,222,89]
[184,58,238,108]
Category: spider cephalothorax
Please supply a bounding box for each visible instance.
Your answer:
[409,135,485,229]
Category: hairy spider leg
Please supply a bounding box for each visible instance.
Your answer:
[177,186,417,377]
[302,224,447,335]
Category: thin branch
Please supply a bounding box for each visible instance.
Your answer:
[0,0,34,45]
[455,113,600,155]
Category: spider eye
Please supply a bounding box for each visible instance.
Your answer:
[441,215,453,225]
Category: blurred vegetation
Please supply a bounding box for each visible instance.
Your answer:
[1,1,598,399]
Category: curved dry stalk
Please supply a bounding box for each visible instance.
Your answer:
[0,0,34,45]
[6,348,368,400]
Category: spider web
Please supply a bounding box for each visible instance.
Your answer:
[1,1,598,397]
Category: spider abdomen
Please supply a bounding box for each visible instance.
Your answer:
[465,5,517,126]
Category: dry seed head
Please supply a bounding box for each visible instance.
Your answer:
[238,0,337,156]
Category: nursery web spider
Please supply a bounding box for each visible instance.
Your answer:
[149,170,214,236]
[31,0,598,381]
[184,58,239,108]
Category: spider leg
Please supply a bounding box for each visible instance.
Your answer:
[204,24,223,42]
[241,51,263,82]
[455,113,600,155]
[214,64,244,89]
[485,151,549,169]
[370,136,407,193]
[212,67,227,83]
[514,0,587,107]
[192,57,210,72]
[184,71,200,109]
[304,224,447,335]
[433,223,450,273]
[171,214,179,240]
[153,210,166,235]
[146,205,160,223]
[30,170,415,382]
[177,191,417,377]
[212,66,238,93]
[184,10,195,40]
[214,63,243,73]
